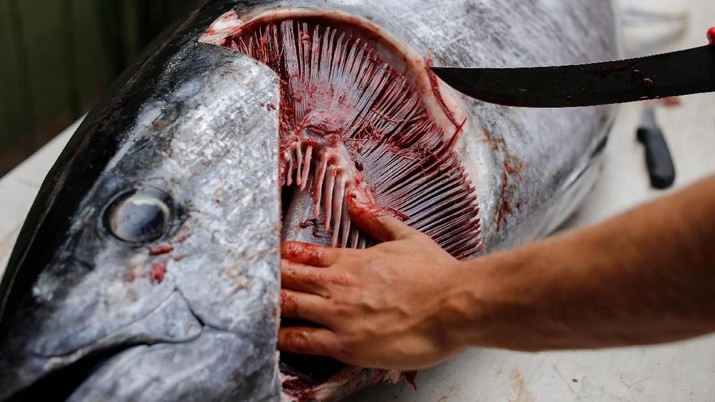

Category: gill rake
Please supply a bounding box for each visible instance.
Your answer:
[228,19,482,258]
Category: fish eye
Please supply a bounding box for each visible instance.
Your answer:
[104,188,174,243]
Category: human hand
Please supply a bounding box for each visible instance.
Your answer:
[278,192,473,370]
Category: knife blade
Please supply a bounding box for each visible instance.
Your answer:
[432,44,715,107]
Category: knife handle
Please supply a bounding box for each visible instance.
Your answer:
[636,123,676,189]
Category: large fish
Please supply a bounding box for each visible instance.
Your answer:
[0,0,617,401]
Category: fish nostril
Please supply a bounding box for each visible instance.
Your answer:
[104,187,174,243]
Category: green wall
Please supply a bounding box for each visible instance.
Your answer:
[0,0,196,175]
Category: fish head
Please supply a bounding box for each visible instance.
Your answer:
[0,38,283,401]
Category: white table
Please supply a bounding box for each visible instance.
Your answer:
[2,0,714,400]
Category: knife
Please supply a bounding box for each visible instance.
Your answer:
[431,28,715,107]
[636,107,675,189]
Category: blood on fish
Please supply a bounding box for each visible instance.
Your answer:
[386,207,410,221]
[483,131,524,231]
[148,245,174,256]
[299,218,328,238]
[281,382,318,402]
[403,371,418,390]
[446,118,467,151]
[424,56,462,130]
[150,262,167,284]
[496,155,525,231]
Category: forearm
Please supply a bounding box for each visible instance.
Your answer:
[454,175,715,351]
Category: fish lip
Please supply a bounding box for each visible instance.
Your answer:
[4,343,137,402]
[2,290,202,401]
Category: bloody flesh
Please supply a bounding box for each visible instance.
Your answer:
[148,245,174,256]
[221,17,482,258]
[149,262,167,284]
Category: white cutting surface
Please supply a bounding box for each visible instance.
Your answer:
[1,0,714,400]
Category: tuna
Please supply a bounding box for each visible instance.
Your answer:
[0,0,617,401]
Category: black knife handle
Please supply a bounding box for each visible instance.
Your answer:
[636,125,676,189]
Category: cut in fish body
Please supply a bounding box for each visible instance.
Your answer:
[0,0,618,401]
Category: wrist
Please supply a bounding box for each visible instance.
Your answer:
[439,244,547,351]
[436,257,497,352]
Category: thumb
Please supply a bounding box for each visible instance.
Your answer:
[346,189,416,242]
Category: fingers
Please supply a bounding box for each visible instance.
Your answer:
[277,327,346,361]
[280,289,332,325]
[347,190,416,242]
[281,259,328,295]
[281,242,340,267]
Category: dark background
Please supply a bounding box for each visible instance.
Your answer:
[0,0,197,176]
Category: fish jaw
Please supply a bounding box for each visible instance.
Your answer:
[67,329,280,402]
[0,38,283,401]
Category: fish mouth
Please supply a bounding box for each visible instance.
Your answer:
[5,345,133,402]
[201,7,483,398]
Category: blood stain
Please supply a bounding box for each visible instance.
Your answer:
[150,262,167,284]
[148,245,174,256]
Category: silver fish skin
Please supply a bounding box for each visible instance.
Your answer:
[0,0,617,401]
[0,4,284,401]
